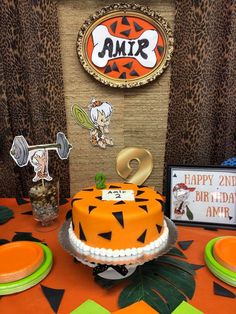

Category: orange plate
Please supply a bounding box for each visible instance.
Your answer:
[213,236,236,273]
[0,241,44,283]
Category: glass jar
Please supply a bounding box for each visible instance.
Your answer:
[29,181,59,227]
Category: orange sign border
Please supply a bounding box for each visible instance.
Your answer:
[77,3,173,88]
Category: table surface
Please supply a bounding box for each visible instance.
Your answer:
[0,198,236,314]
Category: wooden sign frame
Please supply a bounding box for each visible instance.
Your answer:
[77,3,173,88]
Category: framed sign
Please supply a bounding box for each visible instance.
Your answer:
[77,3,173,88]
[166,165,236,229]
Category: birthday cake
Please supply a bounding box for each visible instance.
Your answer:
[68,182,169,262]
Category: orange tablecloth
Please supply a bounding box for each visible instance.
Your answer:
[0,198,236,314]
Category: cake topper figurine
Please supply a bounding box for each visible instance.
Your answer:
[10,132,72,183]
[71,98,113,149]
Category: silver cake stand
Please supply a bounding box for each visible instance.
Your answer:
[58,217,178,279]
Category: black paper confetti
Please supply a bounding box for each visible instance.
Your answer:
[213,282,235,298]
[0,239,10,245]
[178,240,194,250]
[21,211,33,215]
[59,198,68,205]
[16,197,30,205]
[12,232,42,243]
[40,285,65,313]
[190,264,205,270]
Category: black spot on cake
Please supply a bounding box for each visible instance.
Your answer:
[96,196,102,200]
[98,231,112,240]
[156,224,162,233]
[110,21,118,33]
[109,185,121,189]
[135,198,148,202]
[137,230,147,243]
[112,211,124,227]
[104,65,112,74]
[124,61,133,69]
[137,185,147,188]
[112,62,119,72]
[156,199,164,205]
[66,209,72,220]
[136,190,145,196]
[71,198,82,207]
[139,205,148,213]
[114,200,126,205]
[134,21,143,32]
[121,16,130,25]
[79,223,87,241]
[156,199,164,211]
[120,29,131,37]
[83,188,94,191]
[88,206,96,214]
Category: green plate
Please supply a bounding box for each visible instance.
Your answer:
[204,237,236,287]
[0,243,53,295]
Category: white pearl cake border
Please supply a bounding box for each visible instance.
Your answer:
[68,220,169,263]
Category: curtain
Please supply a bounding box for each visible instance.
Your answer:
[0,0,70,197]
[165,0,236,170]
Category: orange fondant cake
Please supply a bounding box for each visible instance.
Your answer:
[69,183,168,261]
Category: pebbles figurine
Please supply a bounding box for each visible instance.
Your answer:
[72,98,113,149]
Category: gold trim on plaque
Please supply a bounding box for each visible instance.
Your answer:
[77,3,173,88]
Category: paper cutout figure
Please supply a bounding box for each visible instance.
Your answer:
[30,149,52,182]
[72,98,113,149]
[173,183,196,220]
[10,132,72,182]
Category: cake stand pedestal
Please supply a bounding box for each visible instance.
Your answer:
[59,217,178,280]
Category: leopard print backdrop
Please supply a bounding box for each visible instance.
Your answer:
[164,0,236,175]
[0,0,70,197]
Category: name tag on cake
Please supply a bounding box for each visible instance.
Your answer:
[102,190,135,201]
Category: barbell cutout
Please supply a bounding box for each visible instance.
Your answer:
[10,132,72,167]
